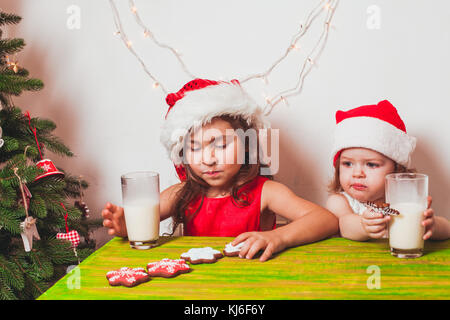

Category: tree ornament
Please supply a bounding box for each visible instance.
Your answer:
[14,168,40,252]
[20,216,40,252]
[24,111,65,181]
[56,203,80,248]
[5,54,20,73]
[17,182,32,209]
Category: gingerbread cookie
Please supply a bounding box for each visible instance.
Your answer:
[180,247,223,264]
[106,267,150,287]
[223,241,245,257]
[146,258,191,278]
[364,201,400,216]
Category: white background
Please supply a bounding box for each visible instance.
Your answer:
[2,0,450,247]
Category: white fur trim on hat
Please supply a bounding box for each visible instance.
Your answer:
[332,116,417,167]
[160,82,269,165]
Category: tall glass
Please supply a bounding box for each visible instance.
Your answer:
[121,171,160,249]
[386,173,428,258]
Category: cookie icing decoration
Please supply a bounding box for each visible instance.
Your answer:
[106,267,150,287]
[223,241,245,257]
[364,201,400,216]
[146,258,191,278]
[180,247,223,264]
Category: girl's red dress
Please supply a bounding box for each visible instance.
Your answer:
[184,176,273,237]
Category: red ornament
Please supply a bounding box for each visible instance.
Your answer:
[34,159,65,181]
[56,230,80,248]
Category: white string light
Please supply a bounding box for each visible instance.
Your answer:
[108,0,339,114]
[109,0,168,94]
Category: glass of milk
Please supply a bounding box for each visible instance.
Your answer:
[121,171,160,249]
[385,173,428,258]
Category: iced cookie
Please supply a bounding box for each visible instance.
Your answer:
[365,201,400,216]
[223,241,245,257]
[180,247,223,264]
[146,258,191,278]
[106,267,150,287]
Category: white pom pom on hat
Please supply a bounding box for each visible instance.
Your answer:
[332,100,416,168]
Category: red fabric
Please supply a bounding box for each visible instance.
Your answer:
[164,78,241,118]
[335,100,406,132]
[165,79,220,118]
[333,99,406,166]
[184,176,272,237]
[56,230,80,248]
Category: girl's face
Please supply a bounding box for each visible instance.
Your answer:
[184,118,244,196]
[339,148,396,202]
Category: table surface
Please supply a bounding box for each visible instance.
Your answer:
[38,236,450,300]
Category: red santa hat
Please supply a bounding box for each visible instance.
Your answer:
[160,78,269,180]
[332,100,416,168]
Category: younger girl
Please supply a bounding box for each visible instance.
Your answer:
[326,100,450,241]
[102,79,338,261]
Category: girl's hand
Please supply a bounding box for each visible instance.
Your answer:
[360,209,391,239]
[232,231,284,262]
[101,202,128,238]
[423,196,435,240]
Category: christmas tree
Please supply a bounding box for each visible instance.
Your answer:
[0,11,101,300]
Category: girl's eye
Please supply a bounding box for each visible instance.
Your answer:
[341,161,352,167]
[367,162,380,168]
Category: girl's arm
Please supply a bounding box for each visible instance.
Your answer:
[326,194,391,241]
[326,194,370,241]
[159,182,184,221]
[233,180,339,262]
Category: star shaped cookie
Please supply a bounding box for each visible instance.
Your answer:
[180,247,223,264]
[146,258,191,278]
[106,267,150,287]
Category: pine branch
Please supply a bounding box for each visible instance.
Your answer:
[0,254,25,291]
[0,12,22,26]
[0,38,25,56]
[0,282,17,300]
[0,74,43,95]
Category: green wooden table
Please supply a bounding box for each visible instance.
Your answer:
[38,236,450,300]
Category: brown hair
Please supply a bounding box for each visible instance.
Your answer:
[167,114,271,235]
[327,153,416,194]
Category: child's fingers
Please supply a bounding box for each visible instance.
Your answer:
[101,208,113,220]
[106,202,118,212]
[423,229,433,240]
[423,208,434,219]
[365,224,387,234]
[362,215,390,226]
[239,237,256,258]
[245,239,265,260]
[362,209,383,220]
[259,243,275,262]
[232,232,251,246]
[103,218,113,228]
[369,229,387,239]
[427,196,432,209]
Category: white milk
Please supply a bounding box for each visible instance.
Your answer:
[123,202,160,241]
[389,202,425,250]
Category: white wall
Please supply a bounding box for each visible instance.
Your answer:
[3,0,450,247]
